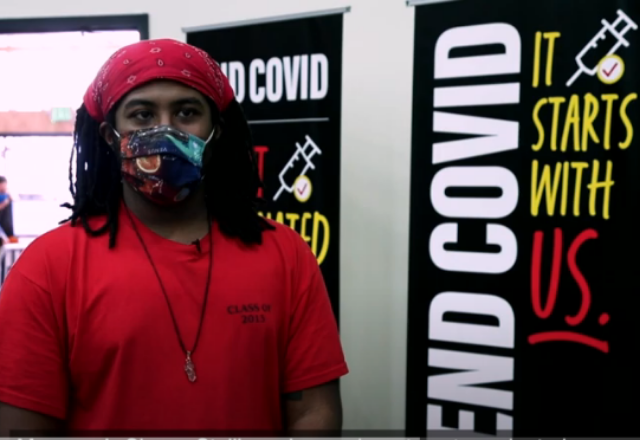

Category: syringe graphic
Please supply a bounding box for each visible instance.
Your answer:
[273,135,322,201]
[567,9,638,87]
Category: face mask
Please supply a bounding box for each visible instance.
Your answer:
[112,125,215,205]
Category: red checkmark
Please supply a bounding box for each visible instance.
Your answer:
[603,63,618,77]
[297,183,307,195]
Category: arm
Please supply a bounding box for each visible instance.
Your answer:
[0,244,69,435]
[281,231,348,435]
[0,199,13,237]
[283,380,342,434]
[0,403,64,437]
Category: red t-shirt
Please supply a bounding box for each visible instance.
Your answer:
[0,208,347,432]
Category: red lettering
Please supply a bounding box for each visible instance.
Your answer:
[529,331,608,352]
[529,228,608,353]
[565,229,598,326]
[253,146,269,198]
[531,228,563,319]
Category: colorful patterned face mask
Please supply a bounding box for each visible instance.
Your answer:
[113,125,215,205]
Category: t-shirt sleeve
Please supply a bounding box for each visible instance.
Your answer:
[0,245,69,419]
[282,234,348,393]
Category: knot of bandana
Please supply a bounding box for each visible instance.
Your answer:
[83,39,235,122]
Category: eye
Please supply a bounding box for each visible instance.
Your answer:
[131,110,153,121]
[178,108,200,118]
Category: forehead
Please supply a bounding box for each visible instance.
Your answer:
[119,80,207,105]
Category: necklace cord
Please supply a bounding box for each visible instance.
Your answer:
[125,207,214,358]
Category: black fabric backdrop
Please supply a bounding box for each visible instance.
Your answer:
[408,0,640,437]
[187,14,344,322]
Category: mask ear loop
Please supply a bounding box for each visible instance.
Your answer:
[204,127,216,145]
[201,127,216,183]
[107,126,124,182]
[107,125,122,146]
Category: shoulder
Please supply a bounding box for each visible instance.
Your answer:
[259,218,316,263]
[262,218,305,242]
[220,218,321,288]
[19,220,90,254]
[10,216,107,280]
[17,223,74,259]
[257,219,322,290]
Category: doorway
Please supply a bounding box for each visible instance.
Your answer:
[0,15,147,282]
[0,15,147,239]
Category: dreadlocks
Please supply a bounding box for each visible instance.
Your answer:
[62,98,273,248]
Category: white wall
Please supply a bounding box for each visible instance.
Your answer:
[0,0,415,430]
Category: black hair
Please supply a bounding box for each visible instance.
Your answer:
[62,98,274,248]
[0,176,6,184]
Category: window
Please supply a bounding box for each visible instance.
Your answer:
[0,30,140,236]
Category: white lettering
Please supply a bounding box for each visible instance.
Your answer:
[434,23,521,79]
[266,57,284,102]
[429,292,515,348]
[426,22,521,434]
[432,112,520,164]
[249,59,266,104]
[426,404,513,433]
[228,61,245,103]
[283,56,301,101]
[222,54,327,104]
[431,166,519,218]
[300,55,309,100]
[310,54,329,99]
[428,348,513,410]
[434,83,520,108]
[497,413,513,430]
[427,404,475,430]
[429,223,517,274]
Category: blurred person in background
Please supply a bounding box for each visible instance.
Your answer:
[0,39,347,435]
[0,176,14,241]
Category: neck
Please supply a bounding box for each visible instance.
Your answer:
[122,184,210,243]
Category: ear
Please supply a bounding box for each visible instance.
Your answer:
[214,124,222,140]
[99,122,117,150]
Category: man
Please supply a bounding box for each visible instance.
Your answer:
[0,39,347,435]
[0,176,13,239]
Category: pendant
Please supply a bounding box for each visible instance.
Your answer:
[185,351,197,382]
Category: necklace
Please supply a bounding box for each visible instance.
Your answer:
[125,207,213,383]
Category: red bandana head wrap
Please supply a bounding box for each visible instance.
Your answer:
[83,38,235,122]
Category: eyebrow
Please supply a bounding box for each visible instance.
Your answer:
[122,97,205,110]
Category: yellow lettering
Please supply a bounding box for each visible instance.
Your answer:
[533,31,542,88]
[619,92,637,149]
[549,97,566,151]
[587,160,614,220]
[312,212,330,265]
[543,32,561,86]
[531,160,562,216]
[285,213,300,230]
[571,162,589,216]
[532,93,639,152]
[257,211,330,264]
[560,161,570,216]
[532,98,548,151]
[299,212,313,244]
[581,93,600,151]
[601,94,619,150]
[560,94,580,152]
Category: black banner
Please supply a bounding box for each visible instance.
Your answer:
[187,13,344,320]
[408,0,640,437]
